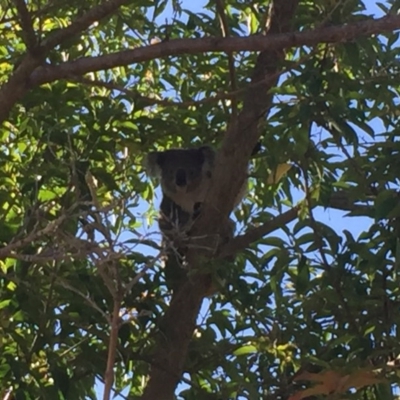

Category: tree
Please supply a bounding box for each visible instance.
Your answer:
[1,0,400,399]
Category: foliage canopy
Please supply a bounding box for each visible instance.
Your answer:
[1,0,400,399]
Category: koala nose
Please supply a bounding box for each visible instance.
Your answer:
[175,169,187,187]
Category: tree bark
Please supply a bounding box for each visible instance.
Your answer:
[140,1,300,399]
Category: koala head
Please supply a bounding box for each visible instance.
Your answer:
[146,146,215,212]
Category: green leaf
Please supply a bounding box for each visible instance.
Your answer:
[374,190,399,219]
[233,345,257,357]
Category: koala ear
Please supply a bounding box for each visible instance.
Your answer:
[198,146,215,166]
[145,151,164,177]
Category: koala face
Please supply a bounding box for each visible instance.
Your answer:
[146,146,215,213]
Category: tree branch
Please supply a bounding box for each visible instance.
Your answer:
[0,0,131,124]
[0,213,68,259]
[199,0,300,231]
[41,0,132,52]
[58,46,316,110]
[219,190,374,259]
[2,13,398,125]
[14,0,37,50]
[219,206,301,259]
[0,52,43,126]
[29,14,400,88]
[140,279,206,400]
[103,297,121,400]
[140,2,300,399]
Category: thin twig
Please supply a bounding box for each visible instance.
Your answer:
[56,277,109,321]
[215,0,238,119]
[103,298,121,400]
[1,387,13,400]
[0,213,68,259]
[124,250,164,295]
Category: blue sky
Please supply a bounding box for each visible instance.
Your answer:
[95,1,390,398]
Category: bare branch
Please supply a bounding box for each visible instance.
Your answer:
[124,250,164,295]
[0,52,43,125]
[0,213,68,259]
[327,190,373,212]
[103,298,121,400]
[68,75,181,106]
[14,0,37,50]
[29,14,400,88]
[1,387,13,400]
[57,278,109,321]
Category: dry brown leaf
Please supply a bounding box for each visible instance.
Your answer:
[337,368,385,392]
[266,163,292,184]
[289,368,385,400]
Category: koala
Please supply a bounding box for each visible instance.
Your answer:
[145,146,218,290]
[146,144,253,292]
[146,145,219,239]
[146,146,215,215]
[146,145,248,225]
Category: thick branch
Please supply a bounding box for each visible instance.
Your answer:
[29,14,400,87]
[140,280,206,400]
[2,13,398,126]
[0,53,43,126]
[199,1,300,231]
